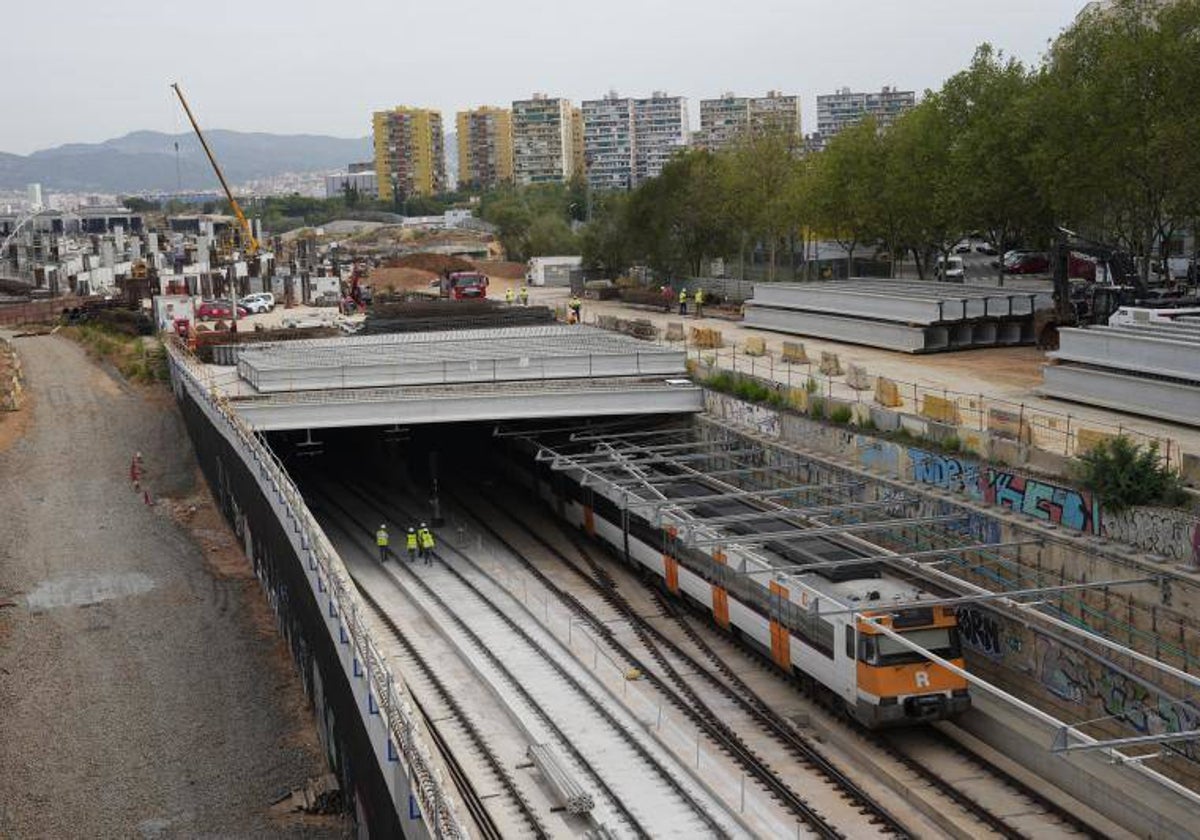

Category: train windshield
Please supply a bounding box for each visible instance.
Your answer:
[862,628,960,666]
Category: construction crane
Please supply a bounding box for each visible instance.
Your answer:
[170,82,259,257]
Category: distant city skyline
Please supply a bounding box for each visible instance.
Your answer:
[2,0,1087,155]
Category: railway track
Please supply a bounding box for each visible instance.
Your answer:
[319,480,734,839]
[458,473,1106,840]
[313,503,547,840]
[445,480,905,839]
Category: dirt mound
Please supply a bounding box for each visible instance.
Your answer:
[472,260,526,280]
[382,253,475,275]
[370,267,439,292]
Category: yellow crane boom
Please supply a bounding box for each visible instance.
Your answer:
[170,82,260,257]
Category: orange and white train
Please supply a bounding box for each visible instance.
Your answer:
[512,442,971,728]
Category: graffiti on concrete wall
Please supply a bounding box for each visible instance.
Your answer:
[908,449,984,501]
[983,471,1100,534]
[1034,637,1200,759]
[957,607,1005,660]
[706,392,781,439]
[1103,507,1200,567]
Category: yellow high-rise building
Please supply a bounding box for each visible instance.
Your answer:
[372,107,446,201]
[455,107,514,190]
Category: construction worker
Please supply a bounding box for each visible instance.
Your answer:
[569,295,582,324]
[376,524,390,563]
[417,522,436,565]
[678,287,689,316]
[519,285,529,306]
[660,285,672,313]
[505,286,515,306]
[694,287,705,318]
[405,526,418,563]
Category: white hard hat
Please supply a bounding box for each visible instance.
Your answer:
[420,522,427,528]
[380,523,386,529]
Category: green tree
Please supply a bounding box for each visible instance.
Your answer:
[1032,0,1200,283]
[808,120,880,278]
[940,44,1048,282]
[725,130,804,280]
[580,192,632,276]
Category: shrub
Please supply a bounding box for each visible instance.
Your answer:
[829,405,853,424]
[805,376,819,394]
[1074,436,1188,511]
[809,397,825,420]
[941,435,961,453]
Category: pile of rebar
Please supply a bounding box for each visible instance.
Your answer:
[527,743,594,815]
[363,299,555,334]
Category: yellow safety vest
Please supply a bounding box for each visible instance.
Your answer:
[418,528,435,550]
[695,289,704,304]
[376,529,388,547]
[506,288,514,301]
[406,531,418,550]
[679,290,688,303]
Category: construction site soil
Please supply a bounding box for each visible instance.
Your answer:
[0,332,347,838]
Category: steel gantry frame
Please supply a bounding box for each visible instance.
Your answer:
[532,427,1200,784]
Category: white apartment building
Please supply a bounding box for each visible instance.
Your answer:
[696,90,802,151]
[632,93,688,183]
[810,86,916,151]
[512,94,575,185]
[582,93,635,191]
[324,170,379,199]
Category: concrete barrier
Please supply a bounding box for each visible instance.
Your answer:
[819,351,843,376]
[690,327,724,349]
[665,322,685,341]
[874,376,903,407]
[920,394,961,425]
[744,336,767,357]
[1076,427,1116,454]
[987,406,1033,444]
[781,341,809,364]
[845,363,871,390]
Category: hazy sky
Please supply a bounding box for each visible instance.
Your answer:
[2,0,1085,155]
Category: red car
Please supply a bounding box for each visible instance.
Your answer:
[197,300,249,321]
[1002,252,1050,274]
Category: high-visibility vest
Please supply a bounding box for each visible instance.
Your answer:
[695,289,704,304]
[406,531,418,550]
[376,528,389,547]
[505,288,514,302]
[520,287,528,301]
[418,528,435,550]
[679,290,688,303]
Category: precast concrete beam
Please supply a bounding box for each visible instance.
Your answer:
[1041,364,1200,427]
[1052,327,1200,384]
[230,379,704,431]
[743,304,947,353]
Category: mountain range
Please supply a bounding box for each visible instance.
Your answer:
[0,130,373,194]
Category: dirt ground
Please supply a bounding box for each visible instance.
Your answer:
[0,332,348,838]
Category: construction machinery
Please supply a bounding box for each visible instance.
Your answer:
[1034,228,1142,348]
[170,82,259,258]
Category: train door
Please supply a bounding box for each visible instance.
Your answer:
[839,624,858,705]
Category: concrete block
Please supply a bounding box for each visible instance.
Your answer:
[920,394,961,425]
[959,429,990,458]
[781,341,809,364]
[786,387,809,412]
[1182,453,1200,489]
[874,376,903,407]
[987,406,1033,444]
[665,322,685,341]
[845,363,871,390]
[1024,446,1073,477]
[899,414,930,439]
[744,336,768,357]
[991,437,1026,467]
[819,351,843,376]
[690,327,723,349]
[869,406,902,432]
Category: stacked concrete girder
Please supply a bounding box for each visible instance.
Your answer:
[743,280,1054,353]
[236,325,686,393]
[1043,323,1200,427]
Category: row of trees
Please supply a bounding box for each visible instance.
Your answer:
[582,0,1200,284]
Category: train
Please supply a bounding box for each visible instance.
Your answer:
[500,434,971,728]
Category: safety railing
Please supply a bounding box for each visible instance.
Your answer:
[166,338,467,840]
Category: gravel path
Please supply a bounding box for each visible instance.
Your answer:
[0,333,345,838]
